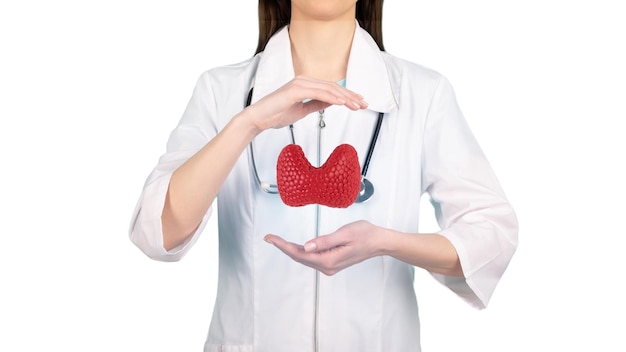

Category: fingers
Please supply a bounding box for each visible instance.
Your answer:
[290,76,368,111]
[298,100,332,117]
[265,232,347,254]
[264,234,304,259]
[303,232,348,253]
[248,75,368,131]
[264,221,375,276]
[264,233,352,276]
[265,234,344,276]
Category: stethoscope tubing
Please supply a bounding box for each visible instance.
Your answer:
[362,112,384,178]
[245,88,383,200]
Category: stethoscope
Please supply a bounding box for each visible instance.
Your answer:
[246,88,383,203]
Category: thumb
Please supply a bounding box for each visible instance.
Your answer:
[304,232,346,253]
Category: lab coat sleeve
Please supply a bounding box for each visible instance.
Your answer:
[420,77,518,309]
[129,72,218,262]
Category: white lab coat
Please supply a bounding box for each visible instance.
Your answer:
[130,24,518,352]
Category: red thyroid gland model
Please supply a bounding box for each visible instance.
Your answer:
[276,144,361,208]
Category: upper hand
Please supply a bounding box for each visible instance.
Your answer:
[264,220,384,276]
[245,76,368,133]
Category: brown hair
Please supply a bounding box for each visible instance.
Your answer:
[255,0,385,55]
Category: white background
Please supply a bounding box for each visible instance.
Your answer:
[1,1,625,351]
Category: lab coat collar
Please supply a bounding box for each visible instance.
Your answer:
[250,21,399,113]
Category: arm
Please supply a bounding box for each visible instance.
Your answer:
[379,229,463,277]
[161,111,258,250]
[266,76,517,308]
[161,76,369,250]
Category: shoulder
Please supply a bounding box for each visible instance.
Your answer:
[381,51,446,88]
[196,55,262,91]
[380,52,454,108]
[184,55,262,126]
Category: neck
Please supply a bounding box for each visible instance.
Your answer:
[289,19,356,82]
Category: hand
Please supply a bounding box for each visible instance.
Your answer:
[246,76,368,132]
[264,220,383,276]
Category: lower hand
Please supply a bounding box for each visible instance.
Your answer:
[264,220,384,276]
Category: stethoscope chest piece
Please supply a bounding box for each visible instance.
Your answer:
[356,177,374,203]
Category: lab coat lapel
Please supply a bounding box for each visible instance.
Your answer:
[346,26,398,113]
[250,26,294,105]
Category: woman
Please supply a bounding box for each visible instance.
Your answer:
[130,0,518,351]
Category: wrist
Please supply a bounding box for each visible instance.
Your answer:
[370,223,394,257]
[232,107,264,138]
